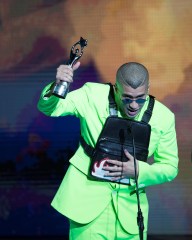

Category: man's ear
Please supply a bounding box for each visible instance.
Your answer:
[146,84,150,95]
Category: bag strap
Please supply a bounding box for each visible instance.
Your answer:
[141,95,155,123]
[108,83,118,116]
[80,135,94,157]
[80,83,115,157]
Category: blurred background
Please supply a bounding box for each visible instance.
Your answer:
[0,0,191,239]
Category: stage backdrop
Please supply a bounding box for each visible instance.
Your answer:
[0,0,191,237]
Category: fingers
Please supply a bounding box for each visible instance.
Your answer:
[102,161,124,179]
[55,62,80,84]
[102,163,122,172]
[56,65,73,83]
[102,151,137,179]
[72,61,80,71]
[124,149,133,160]
[104,172,123,177]
[105,160,122,166]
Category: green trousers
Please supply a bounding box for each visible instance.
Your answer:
[69,200,147,240]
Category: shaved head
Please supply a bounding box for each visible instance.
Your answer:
[116,62,149,89]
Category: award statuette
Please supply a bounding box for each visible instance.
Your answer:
[52,37,88,99]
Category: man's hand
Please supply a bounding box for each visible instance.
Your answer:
[102,149,139,180]
[43,62,81,98]
[55,61,80,84]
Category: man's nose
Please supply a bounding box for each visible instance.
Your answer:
[129,100,138,108]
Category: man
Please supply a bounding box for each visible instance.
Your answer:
[37,62,179,240]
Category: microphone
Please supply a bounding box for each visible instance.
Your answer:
[128,124,144,240]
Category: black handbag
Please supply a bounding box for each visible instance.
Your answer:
[89,116,151,184]
[80,83,155,184]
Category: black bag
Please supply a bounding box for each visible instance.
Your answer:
[89,116,151,184]
[80,84,155,184]
[92,117,151,162]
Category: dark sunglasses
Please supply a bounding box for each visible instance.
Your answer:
[122,98,146,105]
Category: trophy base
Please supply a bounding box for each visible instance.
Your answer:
[52,82,69,99]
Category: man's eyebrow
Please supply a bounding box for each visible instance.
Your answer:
[122,93,145,98]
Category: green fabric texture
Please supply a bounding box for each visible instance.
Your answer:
[37,82,179,234]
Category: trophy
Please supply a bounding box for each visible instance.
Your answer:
[52,37,88,98]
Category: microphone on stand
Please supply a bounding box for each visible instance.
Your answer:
[128,124,144,240]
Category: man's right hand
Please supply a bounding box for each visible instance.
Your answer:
[55,61,80,84]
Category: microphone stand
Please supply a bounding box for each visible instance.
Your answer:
[130,126,144,240]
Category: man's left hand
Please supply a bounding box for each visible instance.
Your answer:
[102,149,139,180]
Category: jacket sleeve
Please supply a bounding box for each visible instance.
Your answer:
[137,113,179,188]
[37,82,88,118]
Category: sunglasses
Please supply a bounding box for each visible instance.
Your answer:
[122,98,146,105]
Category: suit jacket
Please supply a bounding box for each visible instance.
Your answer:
[37,82,179,234]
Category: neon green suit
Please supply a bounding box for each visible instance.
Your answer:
[37,82,179,235]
